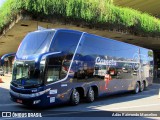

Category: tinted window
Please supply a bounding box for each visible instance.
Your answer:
[45,31,81,84]
[50,31,81,53]
[71,33,140,81]
[45,57,62,83]
[45,55,73,84]
[140,48,153,78]
[17,31,55,57]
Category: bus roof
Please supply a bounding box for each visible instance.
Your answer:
[34,28,84,34]
[31,28,151,51]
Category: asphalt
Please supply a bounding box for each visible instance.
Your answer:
[0,75,160,120]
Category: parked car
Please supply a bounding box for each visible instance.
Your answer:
[0,68,4,76]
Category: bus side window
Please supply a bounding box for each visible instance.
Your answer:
[46,66,60,82]
[45,56,68,84]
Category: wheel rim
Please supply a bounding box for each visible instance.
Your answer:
[141,83,144,91]
[73,91,79,104]
[89,89,94,101]
[136,83,139,93]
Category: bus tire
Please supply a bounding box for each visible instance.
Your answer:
[140,81,145,92]
[133,82,140,94]
[70,89,80,105]
[86,87,95,103]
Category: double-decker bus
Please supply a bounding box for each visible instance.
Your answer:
[8,29,153,107]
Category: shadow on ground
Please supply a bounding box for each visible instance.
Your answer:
[0,81,159,119]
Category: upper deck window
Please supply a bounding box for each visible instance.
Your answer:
[50,31,81,54]
[17,31,55,57]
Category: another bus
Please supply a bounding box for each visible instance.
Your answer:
[9,29,153,107]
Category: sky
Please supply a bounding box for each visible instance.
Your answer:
[0,0,6,7]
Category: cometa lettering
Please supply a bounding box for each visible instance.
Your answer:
[95,57,117,66]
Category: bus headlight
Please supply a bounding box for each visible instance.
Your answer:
[31,88,51,97]
[10,88,51,98]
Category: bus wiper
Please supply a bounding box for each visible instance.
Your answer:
[21,76,29,79]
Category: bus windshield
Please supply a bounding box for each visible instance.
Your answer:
[16,31,55,58]
[12,61,42,87]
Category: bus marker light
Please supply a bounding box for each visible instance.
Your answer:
[60,95,64,98]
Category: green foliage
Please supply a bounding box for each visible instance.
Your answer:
[0,0,160,36]
[0,0,21,30]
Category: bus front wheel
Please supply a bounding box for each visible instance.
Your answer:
[70,89,80,105]
[86,87,95,103]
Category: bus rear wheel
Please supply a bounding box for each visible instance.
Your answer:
[70,89,80,105]
[133,82,140,94]
[86,87,95,103]
[140,81,145,92]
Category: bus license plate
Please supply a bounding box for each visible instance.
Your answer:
[17,99,22,103]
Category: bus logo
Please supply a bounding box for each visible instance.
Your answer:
[2,112,11,117]
[22,56,28,59]
[95,57,117,66]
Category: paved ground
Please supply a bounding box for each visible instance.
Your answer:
[0,75,160,120]
[0,74,12,89]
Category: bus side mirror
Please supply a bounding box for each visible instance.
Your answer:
[0,53,16,66]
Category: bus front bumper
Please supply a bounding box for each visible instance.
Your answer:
[9,88,51,107]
